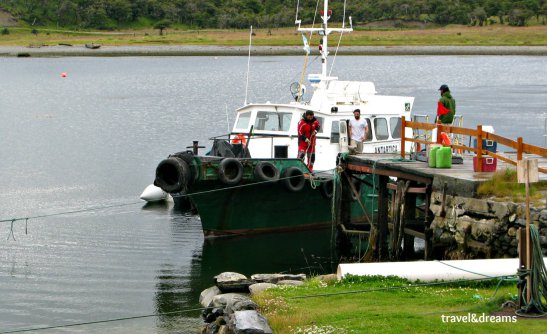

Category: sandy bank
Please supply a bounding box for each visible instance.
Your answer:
[1,44,546,57]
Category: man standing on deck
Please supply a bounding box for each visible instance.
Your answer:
[437,84,456,125]
[348,109,368,153]
[298,110,321,171]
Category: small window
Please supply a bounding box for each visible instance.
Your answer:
[374,118,389,140]
[330,121,340,143]
[254,111,292,131]
[315,117,324,134]
[390,117,401,139]
[235,112,251,130]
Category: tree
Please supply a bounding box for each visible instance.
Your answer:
[154,19,171,35]
[470,7,487,26]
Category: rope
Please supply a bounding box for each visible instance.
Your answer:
[517,224,547,316]
[0,308,206,333]
[296,0,321,102]
[328,0,347,76]
[289,275,516,299]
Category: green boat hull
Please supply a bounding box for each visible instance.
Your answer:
[156,155,377,237]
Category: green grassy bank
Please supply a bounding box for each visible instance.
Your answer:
[1,25,546,47]
[252,275,546,334]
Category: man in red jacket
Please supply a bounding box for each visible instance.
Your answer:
[297,110,321,171]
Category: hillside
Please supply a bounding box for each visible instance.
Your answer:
[0,9,17,26]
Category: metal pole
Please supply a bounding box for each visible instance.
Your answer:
[525,159,531,304]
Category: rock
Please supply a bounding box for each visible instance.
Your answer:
[200,286,222,308]
[202,307,224,323]
[251,273,306,284]
[488,201,510,220]
[507,227,517,237]
[540,210,547,223]
[249,283,277,295]
[214,272,252,292]
[277,280,305,286]
[225,297,258,315]
[316,273,337,282]
[540,236,547,247]
[470,218,496,242]
[229,310,273,334]
[462,198,491,216]
[509,213,517,223]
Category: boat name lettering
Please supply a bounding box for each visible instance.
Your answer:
[375,145,398,154]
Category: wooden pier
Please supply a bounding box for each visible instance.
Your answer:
[335,119,547,262]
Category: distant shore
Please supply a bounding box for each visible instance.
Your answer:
[1,44,547,57]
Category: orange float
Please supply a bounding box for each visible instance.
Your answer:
[231,133,247,145]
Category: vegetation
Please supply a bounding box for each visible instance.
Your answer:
[0,0,546,30]
[477,169,547,204]
[253,275,545,334]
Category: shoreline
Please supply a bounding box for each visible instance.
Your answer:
[1,45,547,57]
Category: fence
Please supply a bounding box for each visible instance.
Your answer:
[400,116,547,174]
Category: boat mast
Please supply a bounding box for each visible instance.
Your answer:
[295,0,353,84]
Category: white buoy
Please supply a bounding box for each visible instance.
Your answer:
[337,258,547,282]
[140,184,171,202]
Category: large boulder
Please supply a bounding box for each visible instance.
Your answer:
[251,273,306,284]
[229,310,274,334]
[249,283,277,295]
[200,286,222,307]
[215,272,252,292]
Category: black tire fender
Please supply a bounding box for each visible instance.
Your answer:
[218,158,244,186]
[319,179,334,199]
[155,157,190,193]
[282,167,305,192]
[254,161,280,183]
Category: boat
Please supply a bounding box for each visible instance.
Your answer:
[151,0,414,237]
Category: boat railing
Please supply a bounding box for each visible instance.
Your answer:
[400,116,547,173]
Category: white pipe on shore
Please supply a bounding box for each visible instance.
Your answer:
[337,258,547,282]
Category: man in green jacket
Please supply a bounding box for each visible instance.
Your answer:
[437,84,456,124]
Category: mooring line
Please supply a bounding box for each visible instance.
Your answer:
[0,308,207,334]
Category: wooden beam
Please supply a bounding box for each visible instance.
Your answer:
[386,182,427,193]
[377,175,389,261]
[346,163,432,185]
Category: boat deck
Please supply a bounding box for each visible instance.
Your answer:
[342,152,547,196]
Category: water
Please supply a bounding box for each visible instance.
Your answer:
[0,55,546,332]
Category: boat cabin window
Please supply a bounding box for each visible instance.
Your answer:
[390,117,401,139]
[316,117,324,133]
[330,120,339,143]
[235,112,251,130]
[374,118,389,140]
[254,111,292,131]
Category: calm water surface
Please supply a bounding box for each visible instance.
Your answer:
[0,55,546,332]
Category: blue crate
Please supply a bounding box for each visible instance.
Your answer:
[473,139,497,153]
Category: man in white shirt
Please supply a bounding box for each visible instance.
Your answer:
[348,109,368,153]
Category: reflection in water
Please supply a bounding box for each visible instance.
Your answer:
[153,214,338,331]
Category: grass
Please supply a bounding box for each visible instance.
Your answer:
[477,169,547,204]
[0,25,546,47]
[252,275,545,334]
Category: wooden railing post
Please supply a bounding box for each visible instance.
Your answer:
[436,121,442,144]
[517,137,523,161]
[477,125,483,172]
[401,116,406,159]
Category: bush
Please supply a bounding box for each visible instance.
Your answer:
[1,27,9,35]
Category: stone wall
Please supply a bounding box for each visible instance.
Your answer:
[429,192,547,259]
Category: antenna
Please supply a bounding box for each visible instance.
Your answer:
[225,104,231,133]
[244,26,253,105]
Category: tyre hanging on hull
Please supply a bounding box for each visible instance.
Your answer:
[319,179,334,199]
[155,157,191,193]
[282,167,305,192]
[218,158,244,186]
[254,161,280,183]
